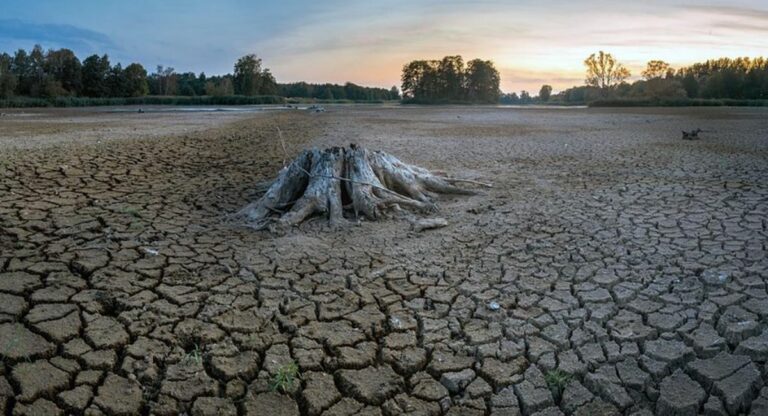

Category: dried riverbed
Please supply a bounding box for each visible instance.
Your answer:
[1,105,767,415]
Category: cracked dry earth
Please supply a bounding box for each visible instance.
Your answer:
[1,106,767,416]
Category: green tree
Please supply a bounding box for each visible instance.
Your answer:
[81,54,111,97]
[401,60,443,101]
[204,76,234,96]
[500,92,519,104]
[438,55,465,100]
[233,54,263,96]
[680,72,699,98]
[44,48,82,94]
[123,63,148,97]
[260,69,278,95]
[465,59,500,103]
[106,63,127,97]
[389,86,400,100]
[319,84,334,100]
[11,48,31,95]
[27,45,46,96]
[642,60,671,80]
[153,65,177,96]
[176,72,199,96]
[584,51,630,89]
[0,53,17,98]
[195,72,207,95]
[539,84,552,102]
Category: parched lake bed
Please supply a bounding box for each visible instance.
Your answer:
[1,106,767,415]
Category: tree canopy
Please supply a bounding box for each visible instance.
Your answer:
[584,51,631,89]
[401,55,500,103]
[552,54,768,104]
[538,85,552,102]
[0,46,395,102]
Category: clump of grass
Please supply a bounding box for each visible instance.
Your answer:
[121,206,142,218]
[183,343,203,366]
[545,369,572,401]
[269,362,300,393]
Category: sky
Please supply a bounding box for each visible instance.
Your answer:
[1,0,767,93]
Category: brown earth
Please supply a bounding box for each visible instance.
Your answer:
[1,105,768,415]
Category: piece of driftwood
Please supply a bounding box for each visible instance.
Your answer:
[410,217,449,232]
[682,128,702,140]
[237,144,487,229]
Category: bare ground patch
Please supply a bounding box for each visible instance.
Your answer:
[1,106,768,415]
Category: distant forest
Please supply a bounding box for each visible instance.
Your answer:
[1,44,766,107]
[0,45,399,103]
[400,56,500,104]
[502,52,768,105]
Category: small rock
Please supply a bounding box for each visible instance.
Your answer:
[701,270,729,286]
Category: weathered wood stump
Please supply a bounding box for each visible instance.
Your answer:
[682,128,702,140]
[238,144,487,229]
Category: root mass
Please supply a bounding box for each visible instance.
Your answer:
[239,144,485,228]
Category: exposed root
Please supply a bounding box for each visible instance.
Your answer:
[280,147,345,227]
[345,145,432,220]
[236,150,312,229]
[238,143,487,228]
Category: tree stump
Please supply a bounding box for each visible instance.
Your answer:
[682,128,702,140]
[237,144,488,229]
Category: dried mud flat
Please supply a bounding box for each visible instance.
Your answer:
[1,105,767,416]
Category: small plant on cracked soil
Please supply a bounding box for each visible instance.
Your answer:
[269,362,300,393]
[121,206,142,218]
[183,343,204,366]
[545,369,572,402]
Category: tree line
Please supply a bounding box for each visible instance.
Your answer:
[279,82,398,101]
[553,52,768,104]
[0,45,398,102]
[0,45,149,98]
[401,56,501,103]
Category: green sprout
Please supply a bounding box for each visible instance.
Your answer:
[269,362,300,393]
[545,369,572,401]
[183,343,203,366]
[121,206,142,218]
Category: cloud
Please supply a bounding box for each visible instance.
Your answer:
[0,19,116,51]
[713,21,768,33]
[681,5,768,21]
